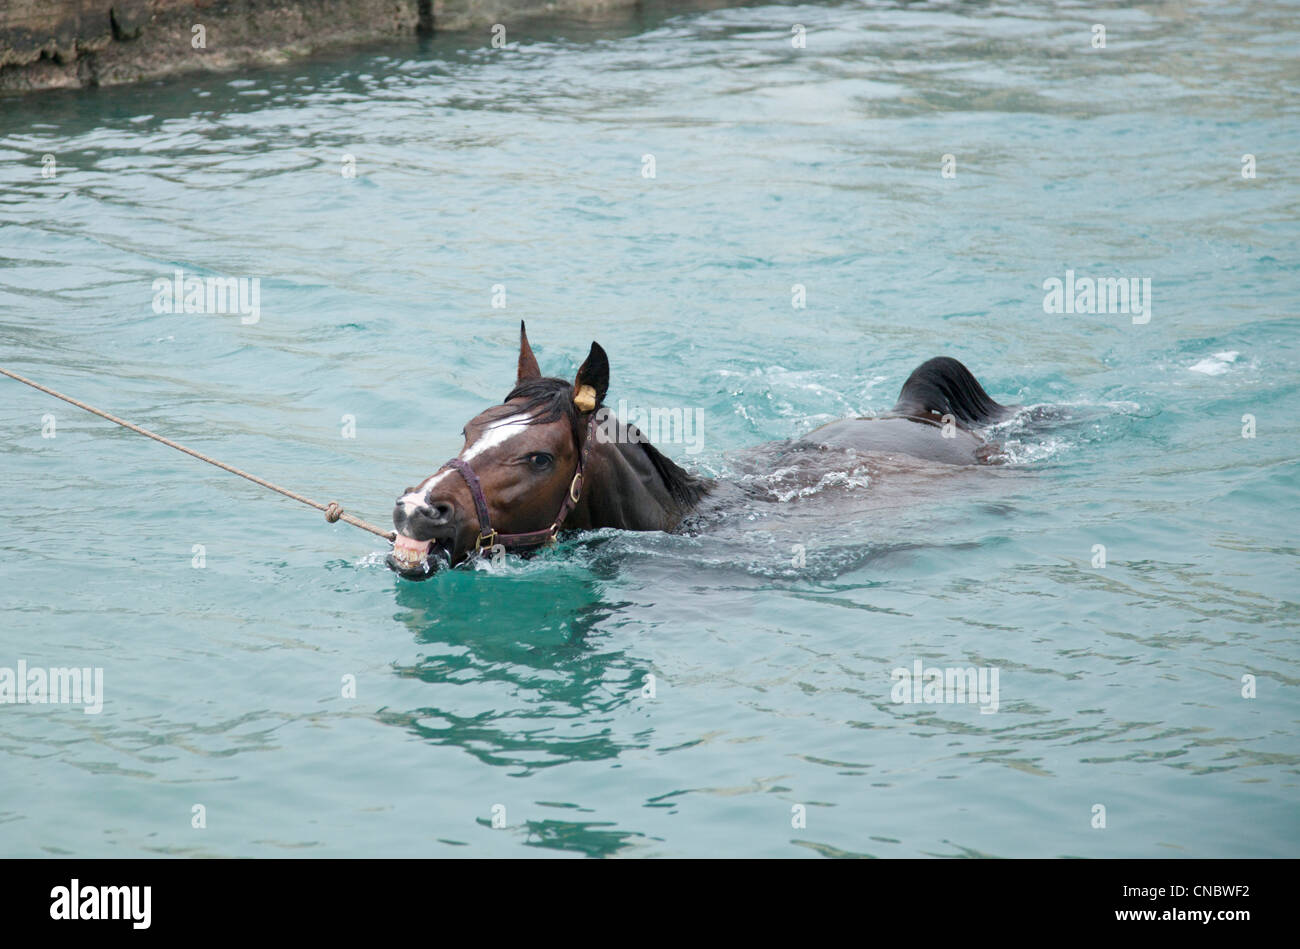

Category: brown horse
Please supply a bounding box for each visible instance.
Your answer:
[387,322,1012,578]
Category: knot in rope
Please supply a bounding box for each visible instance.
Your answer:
[0,365,396,543]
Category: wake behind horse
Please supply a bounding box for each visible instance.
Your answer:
[387,323,1013,578]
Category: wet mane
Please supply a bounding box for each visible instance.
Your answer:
[503,376,583,441]
[503,376,710,511]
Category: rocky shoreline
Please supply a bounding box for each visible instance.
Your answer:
[0,0,656,92]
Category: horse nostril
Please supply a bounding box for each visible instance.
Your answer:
[428,501,454,523]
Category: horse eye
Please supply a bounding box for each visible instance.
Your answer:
[527,452,554,469]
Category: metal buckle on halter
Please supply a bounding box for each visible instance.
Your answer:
[569,471,583,504]
[474,529,497,553]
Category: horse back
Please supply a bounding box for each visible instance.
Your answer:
[797,417,994,466]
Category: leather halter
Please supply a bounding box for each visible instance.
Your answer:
[440,412,599,555]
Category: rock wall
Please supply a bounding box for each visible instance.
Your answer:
[0,0,648,92]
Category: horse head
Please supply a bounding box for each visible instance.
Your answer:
[388,322,709,578]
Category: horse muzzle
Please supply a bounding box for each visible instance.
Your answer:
[388,499,462,579]
[386,535,434,578]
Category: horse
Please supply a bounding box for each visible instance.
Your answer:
[387,322,1013,579]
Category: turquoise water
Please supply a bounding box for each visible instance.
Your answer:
[1,0,1297,857]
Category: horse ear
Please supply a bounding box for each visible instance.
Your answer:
[572,341,609,412]
[517,320,541,383]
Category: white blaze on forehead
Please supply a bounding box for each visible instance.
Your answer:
[461,413,534,462]
[398,413,535,516]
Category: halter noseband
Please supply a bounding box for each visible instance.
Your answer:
[441,412,599,556]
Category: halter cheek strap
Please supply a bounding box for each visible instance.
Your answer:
[442,412,599,555]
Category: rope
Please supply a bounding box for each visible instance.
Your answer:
[0,366,395,542]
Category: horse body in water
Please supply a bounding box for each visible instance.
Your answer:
[388,323,1013,579]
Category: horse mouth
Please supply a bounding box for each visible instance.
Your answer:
[386,533,450,579]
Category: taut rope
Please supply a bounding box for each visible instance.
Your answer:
[0,366,395,542]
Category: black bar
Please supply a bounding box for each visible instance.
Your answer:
[0,858,1284,935]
